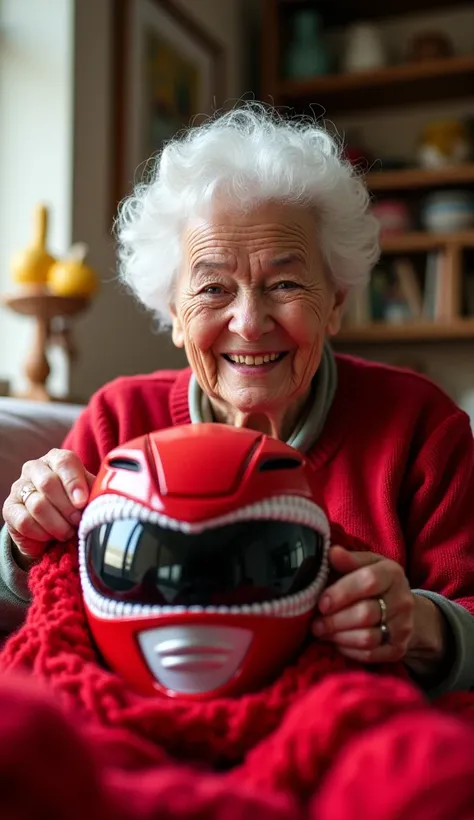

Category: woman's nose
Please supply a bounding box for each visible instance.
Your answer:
[227,292,275,341]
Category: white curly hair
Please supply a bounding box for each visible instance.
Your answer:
[115,103,380,330]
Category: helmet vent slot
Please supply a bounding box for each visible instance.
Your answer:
[108,457,141,472]
[259,458,302,472]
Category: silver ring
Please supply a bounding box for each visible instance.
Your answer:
[19,483,36,505]
[378,597,388,626]
[380,622,390,645]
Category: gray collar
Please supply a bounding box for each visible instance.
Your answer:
[188,343,337,453]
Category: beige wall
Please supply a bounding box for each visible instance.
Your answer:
[70,0,243,402]
[0,0,75,397]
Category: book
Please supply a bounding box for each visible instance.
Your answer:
[422,252,440,320]
[392,257,423,319]
[434,245,462,322]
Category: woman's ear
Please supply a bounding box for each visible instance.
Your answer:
[169,304,184,348]
[326,289,347,337]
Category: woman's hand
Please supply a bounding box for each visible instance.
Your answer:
[2,449,96,566]
[312,546,447,667]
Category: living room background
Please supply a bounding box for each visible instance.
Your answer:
[0,0,473,423]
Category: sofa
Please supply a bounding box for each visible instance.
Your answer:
[0,398,83,525]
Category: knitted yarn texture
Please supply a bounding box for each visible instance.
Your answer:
[2,542,474,820]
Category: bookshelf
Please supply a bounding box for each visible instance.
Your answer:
[335,319,474,345]
[261,1,474,347]
[276,54,474,113]
[366,164,474,193]
[272,0,467,26]
[380,230,474,254]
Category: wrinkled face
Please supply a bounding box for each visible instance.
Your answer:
[170,201,344,417]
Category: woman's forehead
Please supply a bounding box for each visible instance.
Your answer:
[183,203,317,255]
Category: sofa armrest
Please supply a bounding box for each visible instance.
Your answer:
[0,398,83,524]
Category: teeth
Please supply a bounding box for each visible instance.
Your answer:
[78,493,330,622]
[228,353,281,366]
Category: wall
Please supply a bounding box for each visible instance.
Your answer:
[0,0,75,396]
[0,0,244,402]
[69,0,244,402]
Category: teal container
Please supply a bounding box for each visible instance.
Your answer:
[283,10,330,79]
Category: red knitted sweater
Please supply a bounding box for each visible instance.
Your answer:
[1,355,474,819]
[64,354,474,613]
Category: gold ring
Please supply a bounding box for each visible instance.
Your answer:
[19,483,36,505]
[378,597,388,626]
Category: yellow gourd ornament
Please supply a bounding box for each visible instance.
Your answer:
[10,203,56,286]
[47,243,98,298]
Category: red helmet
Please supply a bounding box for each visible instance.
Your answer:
[79,424,330,700]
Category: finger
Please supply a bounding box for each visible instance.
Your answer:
[329,613,413,663]
[5,510,51,545]
[21,490,76,542]
[7,524,49,561]
[328,545,383,575]
[319,561,397,615]
[312,598,382,637]
[335,637,409,664]
[319,626,383,650]
[335,644,405,664]
[41,449,91,508]
[21,461,82,526]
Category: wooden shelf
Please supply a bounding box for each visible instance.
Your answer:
[380,229,474,253]
[335,319,474,344]
[276,54,474,113]
[366,164,474,193]
[277,1,469,26]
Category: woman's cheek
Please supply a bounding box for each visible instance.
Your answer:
[188,311,224,352]
[281,299,323,345]
[180,301,216,346]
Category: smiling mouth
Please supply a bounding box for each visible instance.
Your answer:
[223,352,288,367]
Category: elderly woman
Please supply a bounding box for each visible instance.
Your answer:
[1,105,474,695]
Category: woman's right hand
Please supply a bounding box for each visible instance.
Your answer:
[2,449,96,566]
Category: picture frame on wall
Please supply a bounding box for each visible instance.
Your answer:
[112,0,226,209]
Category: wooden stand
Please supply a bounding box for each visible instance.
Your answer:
[2,291,90,401]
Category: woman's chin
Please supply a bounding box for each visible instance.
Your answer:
[219,387,291,419]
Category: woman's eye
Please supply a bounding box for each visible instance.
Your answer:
[201,285,224,295]
[273,281,299,290]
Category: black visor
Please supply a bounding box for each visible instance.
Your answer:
[86,517,324,608]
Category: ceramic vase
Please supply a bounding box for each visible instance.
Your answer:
[342,24,387,73]
[284,10,330,79]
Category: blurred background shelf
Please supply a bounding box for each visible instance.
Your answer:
[380,230,474,253]
[276,54,474,112]
[335,318,474,344]
[275,0,469,26]
[366,164,474,193]
[259,0,474,413]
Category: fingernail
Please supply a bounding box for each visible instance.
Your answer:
[70,510,82,526]
[72,489,87,506]
[319,596,330,613]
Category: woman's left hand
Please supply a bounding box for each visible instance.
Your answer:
[312,545,424,664]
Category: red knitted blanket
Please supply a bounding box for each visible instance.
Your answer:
[2,542,474,820]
